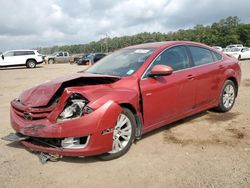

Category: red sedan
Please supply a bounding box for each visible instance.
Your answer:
[4,41,241,161]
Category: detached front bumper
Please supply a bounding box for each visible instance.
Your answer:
[10,101,122,156]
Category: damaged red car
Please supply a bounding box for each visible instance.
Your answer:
[4,41,241,160]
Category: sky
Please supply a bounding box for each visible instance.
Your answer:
[0,0,249,51]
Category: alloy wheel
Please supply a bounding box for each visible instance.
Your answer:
[109,113,132,154]
[223,84,235,109]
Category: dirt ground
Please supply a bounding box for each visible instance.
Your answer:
[0,62,250,188]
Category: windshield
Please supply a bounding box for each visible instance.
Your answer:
[85,48,155,77]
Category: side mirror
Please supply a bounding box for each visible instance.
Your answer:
[1,54,4,60]
[148,65,174,77]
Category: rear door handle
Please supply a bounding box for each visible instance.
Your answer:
[187,74,195,80]
[219,65,224,69]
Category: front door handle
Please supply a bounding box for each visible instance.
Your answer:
[187,74,195,80]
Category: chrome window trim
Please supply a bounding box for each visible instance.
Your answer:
[141,44,224,80]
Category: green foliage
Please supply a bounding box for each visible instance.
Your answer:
[38,16,250,54]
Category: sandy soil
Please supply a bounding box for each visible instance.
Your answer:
[0,62,250,188]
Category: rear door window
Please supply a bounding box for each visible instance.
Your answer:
[13,51,34,56]
[14,51,25,56]
[188,46,214,66]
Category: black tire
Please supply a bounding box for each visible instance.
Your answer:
[98,108,136,160]
[238,55,241,60]
[48,59,55,64]
[215,80,236,112]
[26,60,36,68]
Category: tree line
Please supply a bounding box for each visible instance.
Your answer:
[37,16,250,55]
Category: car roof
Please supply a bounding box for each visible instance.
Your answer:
[6,49,36,52]
[125,41,211,49]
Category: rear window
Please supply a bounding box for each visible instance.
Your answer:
[189,46,214,66]
[25,51,35,55]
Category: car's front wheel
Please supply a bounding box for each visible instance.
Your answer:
[98,108,136,160]
[216,80,236,112]
[26,60,36,68]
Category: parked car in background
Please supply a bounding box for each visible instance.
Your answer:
[225,44,243,50]
[45,52,71,64]
[0,50,43,68]
[224,47,250,60]
[224,47,242,59]
[71,53,84,64]
[3,41,241,161]
[75,53,89,65]
[238,47,250,60]
[77,53,106,65]
[212,46,223,51]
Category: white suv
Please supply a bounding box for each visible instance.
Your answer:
[0,50,44,68]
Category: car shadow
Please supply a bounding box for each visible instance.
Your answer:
[61,111,210,163]
[4,139,100,164]
[0,66,43,70]
[61,156,100,163]
[140,111,209,140]
[5,141,25,149]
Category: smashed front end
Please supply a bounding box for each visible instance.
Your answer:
[6,76,123,158]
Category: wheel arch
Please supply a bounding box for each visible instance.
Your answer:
[26,58,37,64]
[227,76,239,97]
[119,103,143,139]
[119,103,137,114]
[48,58,55,63]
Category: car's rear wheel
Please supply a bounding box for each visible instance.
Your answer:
[98,108,136,160]
[48,59,55,64]
[26,60,36,68]
[216,80,236,112]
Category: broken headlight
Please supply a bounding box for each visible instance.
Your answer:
[57,94,88,121]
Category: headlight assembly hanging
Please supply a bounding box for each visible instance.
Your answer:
[57,94,88,121]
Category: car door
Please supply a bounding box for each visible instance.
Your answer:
[13,51,28,65]
[187,46,221,108]
[63,52,70,63]
[56,52,64,63]
[140,46,196,129]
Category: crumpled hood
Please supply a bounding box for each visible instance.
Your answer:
[19,73,120,107]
